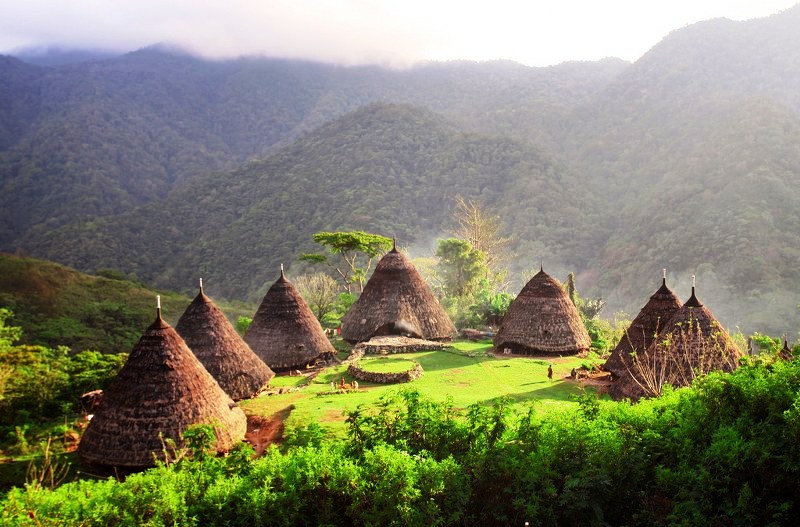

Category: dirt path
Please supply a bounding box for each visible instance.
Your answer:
[245,405,294,456]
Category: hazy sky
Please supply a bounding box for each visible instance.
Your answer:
[1,1,797,67]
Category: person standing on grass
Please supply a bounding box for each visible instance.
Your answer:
[547,364,553,381]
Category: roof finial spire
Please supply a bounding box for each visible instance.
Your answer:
[199,277,204,295]
[685,274,702,307]
[392,237,397,251]
[540,259,543,272]
[662,268,666,285]
[280,263,285,279]
[156,294,162,319]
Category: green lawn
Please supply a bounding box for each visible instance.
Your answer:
[241,340,601,437]
[358,356,418,373]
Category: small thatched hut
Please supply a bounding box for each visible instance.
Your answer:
[604,272,682,377]
[176,281,274,400]
[609,282,741,401]
[340,245,456,344]
[493,268,590,355]
[245,268,337,371]
[79,305,247,467]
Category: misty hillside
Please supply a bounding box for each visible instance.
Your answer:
[2,6,800,333]
[22,103,600,301]
[0,48,625,246]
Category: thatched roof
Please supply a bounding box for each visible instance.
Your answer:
[340,247,456,344]
[604,276,682,377]
[79,309,247,467]
[493,268,590,355]
[780,339,794,361]
[176,283,274,400]
[244,269,337,371]
[609,286,742,401]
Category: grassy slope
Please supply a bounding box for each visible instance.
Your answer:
[0,253,255,353]
[241,340,598,436]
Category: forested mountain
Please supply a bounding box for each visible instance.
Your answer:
[0,47,625,246]
[22,104,599,301]
[3,6,800,333]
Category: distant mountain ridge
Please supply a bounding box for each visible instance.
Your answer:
[3,6,800,334]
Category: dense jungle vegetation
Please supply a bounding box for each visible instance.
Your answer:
[4,358,800,526]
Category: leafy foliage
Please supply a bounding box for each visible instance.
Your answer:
[7,358,800,525]
[300,231,393,293]
[435,238,488,298]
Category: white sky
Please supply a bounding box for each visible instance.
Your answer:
[0,0,797,67]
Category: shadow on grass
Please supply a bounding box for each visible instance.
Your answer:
[478,381,590,407]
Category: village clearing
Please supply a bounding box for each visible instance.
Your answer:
[241,339,604,446]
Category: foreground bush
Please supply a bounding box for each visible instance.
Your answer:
[4,356,800,526]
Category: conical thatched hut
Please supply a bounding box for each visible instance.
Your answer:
[245,268,337,371]
[340,246,456,344]
[79,304,247,467]
[609,282,741,401]
[779,339,794,361]
[493,268,590,355]
[176,280,274,400]
[604,273,682,377]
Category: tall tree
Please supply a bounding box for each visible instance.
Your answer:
[294,273,340,322]
[435,238,488,297]
[300,231,393,293]
[450,195,511,270]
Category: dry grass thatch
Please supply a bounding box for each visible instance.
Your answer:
[79,310,247,467]
[604,277,682,376]
[244,270,337,371]
[340,248,456,344]
[609,288,742,401]
[493,268,591,355]
[780,340,794,361]
[176,286,274,400]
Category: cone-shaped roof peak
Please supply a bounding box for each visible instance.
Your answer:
[654,270,673,296]
[685,286,702,307]
[150,296,169,329]
[192,278,212,304]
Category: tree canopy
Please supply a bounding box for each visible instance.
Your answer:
[300,231,394,293]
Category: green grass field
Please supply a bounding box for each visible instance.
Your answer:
[240,339,602,436]
[358,356,418,373]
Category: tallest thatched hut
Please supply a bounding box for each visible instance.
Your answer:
[493,267,590,355]
[341,243,456,344]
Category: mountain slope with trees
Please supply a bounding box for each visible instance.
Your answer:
[22,103,600,302]
[3,6,800,333]
[0,48,625,248]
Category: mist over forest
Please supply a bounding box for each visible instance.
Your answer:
[2,6,800,335]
